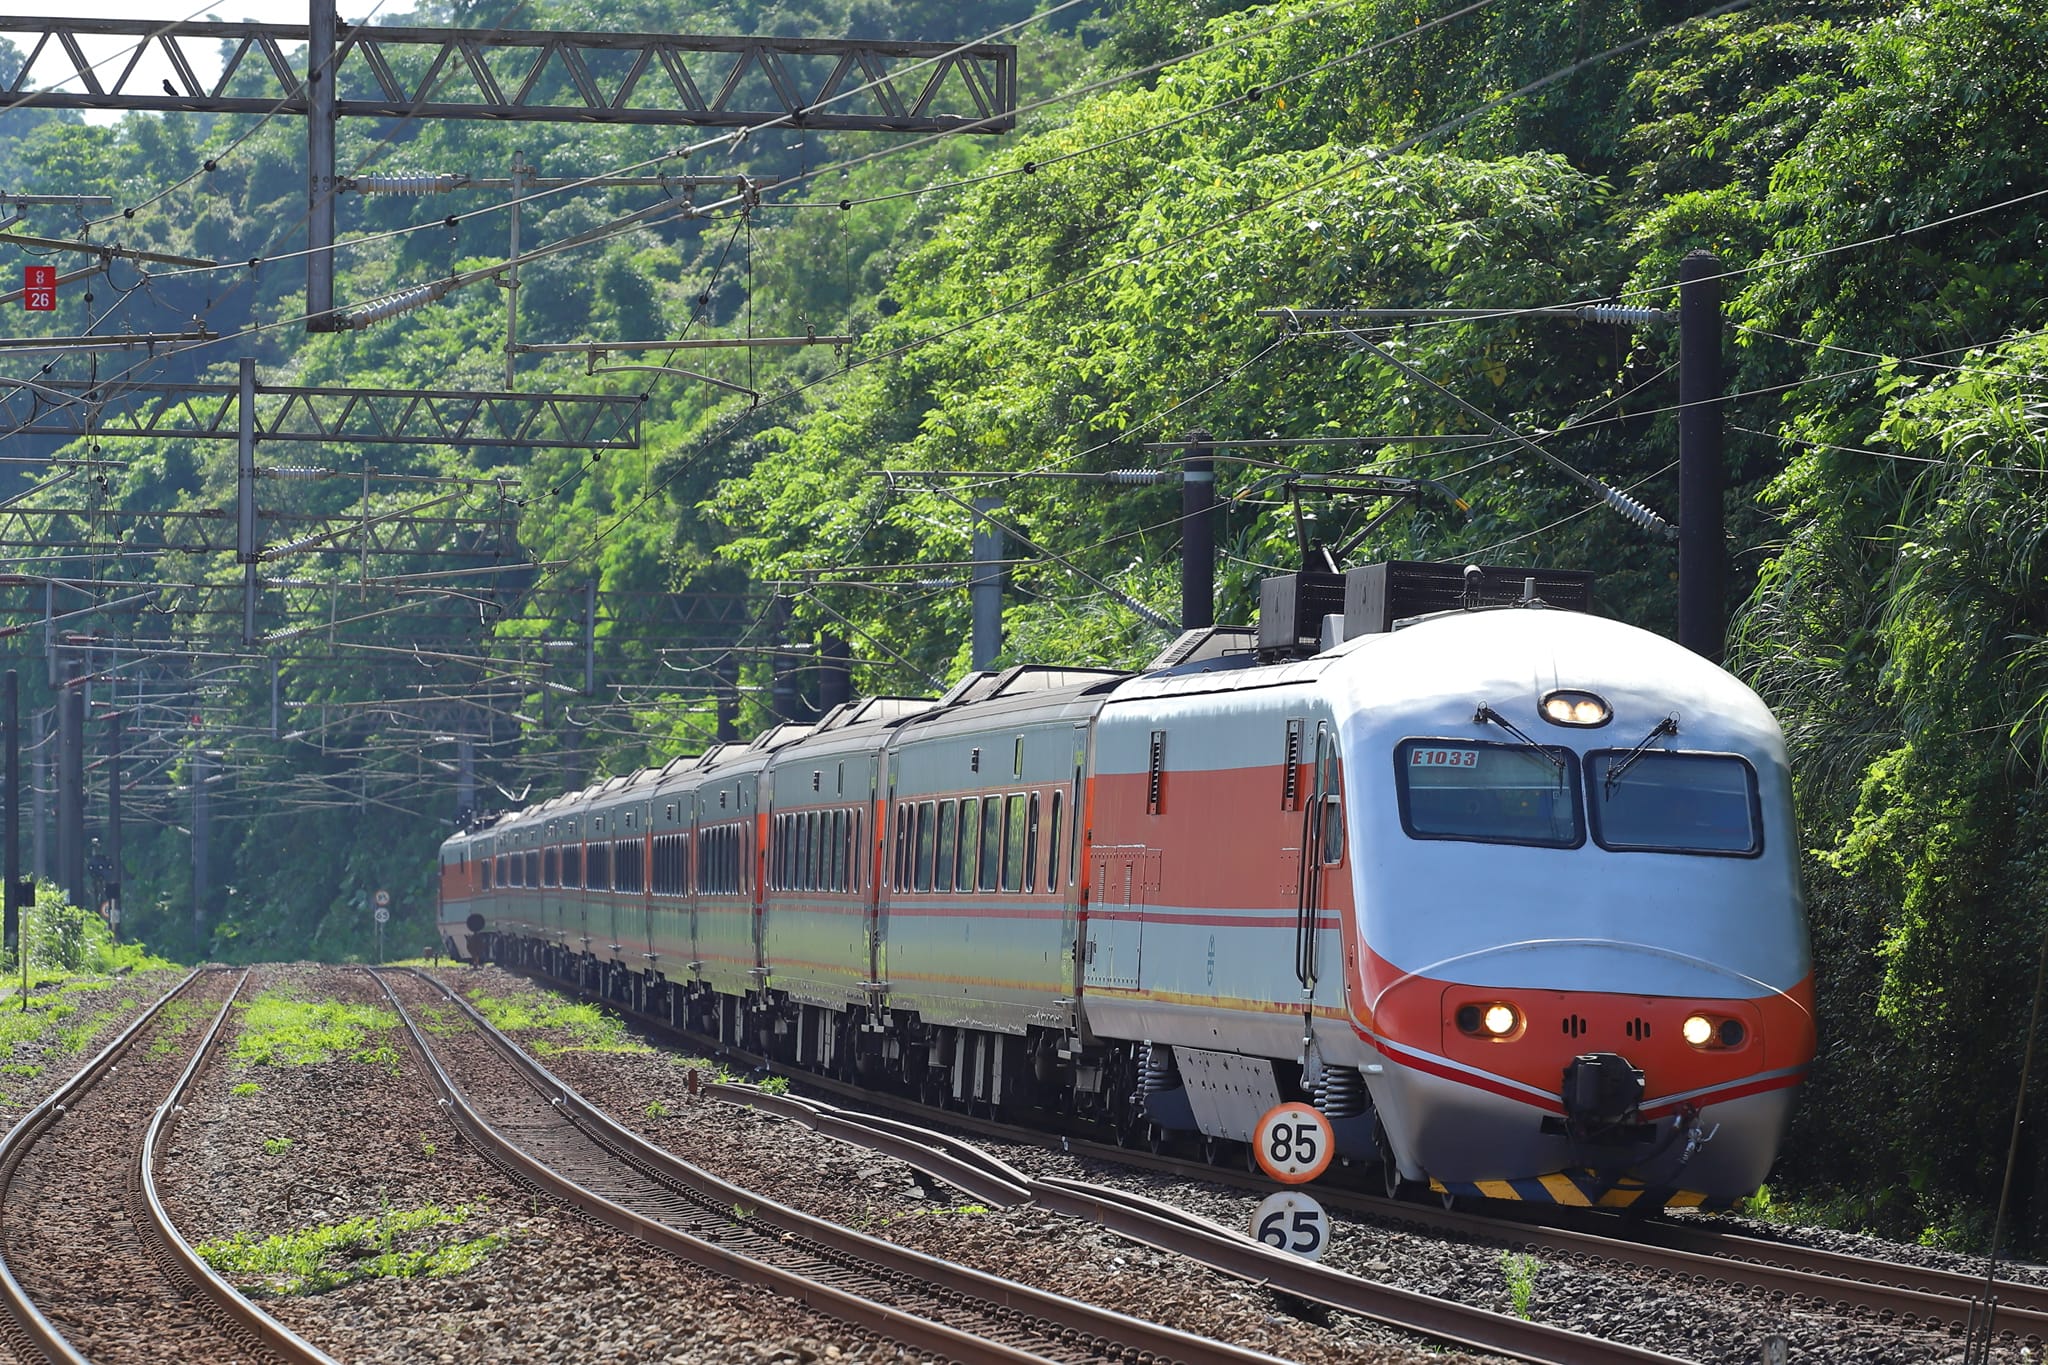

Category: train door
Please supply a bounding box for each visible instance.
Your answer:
[1085,846,1145,990]
[1062,721,1089,996]
[868,757,895,992]
[1294,721,1342,1052]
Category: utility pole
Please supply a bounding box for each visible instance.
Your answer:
[30,710,45,884]
[457,735,475,824]
[970,497,1004,671]
[717,654,739,742]
[1180,431,1215,631]
[1677,251,1727,662]
[238,357,260,643]
[768,594,799,723]
[56,662,83,909]
[583,580,597,696]
[104,709,121,942]
[306,0,339,331]
[191,746,210,945]
[818,634,852,713]
[4,670,20,952]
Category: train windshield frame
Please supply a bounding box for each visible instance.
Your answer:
[1584,749,1763,856]
[1394,738,1585,849]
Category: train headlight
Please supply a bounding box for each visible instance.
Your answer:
[1682,1014,1714,1046]
[1540,689,1611,727]
[1457,1002,1521,1038]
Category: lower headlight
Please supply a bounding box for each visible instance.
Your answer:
[1682,1014,1715,1047]
[1482,1003,1518,1037]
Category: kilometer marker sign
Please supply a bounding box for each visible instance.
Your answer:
[22,266,55,312]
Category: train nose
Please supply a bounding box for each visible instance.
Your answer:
[1560,1051,1644,1138]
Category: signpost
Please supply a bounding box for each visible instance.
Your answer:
[373,888,390,963]
[22,266,53,312]
[1250,1101,1337,1260]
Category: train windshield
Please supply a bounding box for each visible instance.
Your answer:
[1585,751,1760,855]
[1395,740,1583,848]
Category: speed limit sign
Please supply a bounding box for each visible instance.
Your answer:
[1253,1101,1334,1185]
[1251,1189,1330,1260]
[373,907,390,924]
[374,888,391,907]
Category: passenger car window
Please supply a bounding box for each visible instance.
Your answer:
[1586,751,1761,855]
[1395,739,1583,849]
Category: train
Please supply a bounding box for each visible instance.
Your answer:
[439,560,1815,1210]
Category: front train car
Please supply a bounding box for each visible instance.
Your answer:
[1336,605,1814,1208]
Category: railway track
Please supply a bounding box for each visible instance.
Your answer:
[374,966,1295,1365]
[0,966,341,1365]
[504,961,2036,1359]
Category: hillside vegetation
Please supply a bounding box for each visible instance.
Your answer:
[3,0,2047,1248]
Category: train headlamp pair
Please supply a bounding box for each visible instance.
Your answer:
[1541,690,1611,726]
[1683,1013,1747,1049]
[1456,1002,1521,1039]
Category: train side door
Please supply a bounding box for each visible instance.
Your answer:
[868,757,895,993]
[1294,722,1341,1048]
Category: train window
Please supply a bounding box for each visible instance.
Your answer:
[979,797,1003,891]
[955,798,977,891]
[849,809,862,893]
[526,850,541,887]
[481,859,492,891]
[562,844,581,889]
[830,809,847,892]
[1395,739,1583,849]
[1320,759,1345,866]
[894,804,912,890]
[934,801,956,893]
[616,839,644,893]
[792,812,809,892]
[915,801,937,892]
[543,848,559,888]
[587,841,613,890]
[800,811,815,891]
[495,854,508,885]
[1024,793,1040,894]
[1585,751,1761,856]
[1002,794,1027,892]
[1046,791,1063,894]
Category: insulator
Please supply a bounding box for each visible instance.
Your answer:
[259,465,332,480]
[1314,1065,1369,1119]
[344,278,455,329]
[1596,480,1677,541]
[350,173,464,195]
[1101,468,1167,485]
[1574,303,1668,326]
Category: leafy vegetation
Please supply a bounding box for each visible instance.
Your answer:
[196,1203,505,1295]
[3,0,2048,1249]
[231,991,400,1067]
[462,990,648,1054]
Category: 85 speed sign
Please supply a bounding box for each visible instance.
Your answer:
[1253,1101,1335,1184]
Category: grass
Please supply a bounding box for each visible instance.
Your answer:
[195,1203,504,1295]
[262,1136,293,1156]
[230,1081,261,1096]
[1500,1251,1540,1319]
[146,999,216,1055]
[462,990,648,1056]
[760,1075,791,1096]
[231,990,399,1067]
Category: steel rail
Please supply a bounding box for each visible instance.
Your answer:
[705,1082,1686,1365]
[379,968,1286,1365]
[517,960,2048,1355]
[0,967,208,1365]
[138,969,344,1365]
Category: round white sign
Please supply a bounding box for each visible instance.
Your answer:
[373,906,390,924]
[1253,1101,1335,1185]
[373,888,391,907]
[1250,1190,1331,1261]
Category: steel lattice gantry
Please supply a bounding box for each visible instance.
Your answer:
[0,380,642,450]
[0,7,1018,328]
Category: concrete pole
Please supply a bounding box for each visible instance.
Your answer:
[305,0,339,331]
[57,665,83,909]
[240,357,259,644]
[767,594,799,723]
[105,710,121,940]
[30,710,45,883]
[1677,251,1726,662]
[457,736,476,823]
[1180,432,1215,631]
[970,497,1004,671]
[818,634,852,713]
[191,747,210,943]
[4,671,19,950]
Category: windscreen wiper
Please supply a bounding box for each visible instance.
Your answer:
[1603,714,1680,797]
[1473,704,1565,778]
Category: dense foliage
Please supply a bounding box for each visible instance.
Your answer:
[4,0,2048,1248]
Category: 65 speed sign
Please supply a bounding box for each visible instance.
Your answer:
[1253,1101,1335,1184]
[1250,1189,1331,1260]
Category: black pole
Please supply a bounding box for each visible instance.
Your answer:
[768,594,799,723]
[105,710,121,943]
[716,652,739,742]
[1677,251,1726,662]
[818,634,852,713]
[1180,431,1215,631]
[3,670,18,952]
